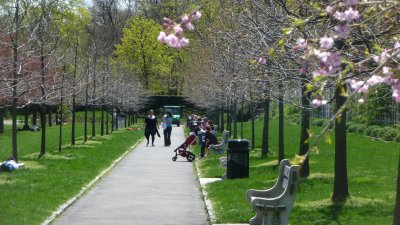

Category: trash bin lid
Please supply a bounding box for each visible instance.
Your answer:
[228,139,249,149]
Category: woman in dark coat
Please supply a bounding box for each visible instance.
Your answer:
[144,110,159,146]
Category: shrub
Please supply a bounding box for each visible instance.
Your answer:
[370,127,383,138]
[346,121,355,130]
[396,133,400,143]
[382,128,398,141]
[347,124,358,133]
[355,124,367,134]
[365,125,380,136]
[377,127,392,139]
[312,118,325,127]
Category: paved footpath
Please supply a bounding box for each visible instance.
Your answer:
[53,126,208,225]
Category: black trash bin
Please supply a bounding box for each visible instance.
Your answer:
[227,139,249,179]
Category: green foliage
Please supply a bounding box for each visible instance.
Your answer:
[370,127,383,138]
[311,118,325,127]
[347,124,357,133]
[348,124,365,134]
[116,17,186,94]
[382,128,398,141]
[377,127,392,138]
[355,124,367,134]
[286,104,300,116]
[396,133,400,143]
[365,125,380,136]
[351,85,396,125]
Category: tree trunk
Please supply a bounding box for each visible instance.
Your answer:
[0,108,4,134]
[261,97,270,158]
[39,107,46,158]
[106,109,109,135]
[251,102,255,150]
[11,105,18,162]
[55,111,59,125]
[220,110,224,131]
[394,153,400,225]
[115,112,119,130]
[32,110,38,126]
[59,98,63,152]
[299,74,311,177]
[278,97,284,163]
[111,109,114,132]
[101,106,104,136]
[84,106,88,142]
[332,84,349,202]
[49,113,52,127]
[11,0,20,162]
[71,97,76,145]
[233,98,238,139]
[22,110,29,130]
[240,97,244,139]
[92,107,96,137]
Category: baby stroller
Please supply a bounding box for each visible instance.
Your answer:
[172,133,197,162]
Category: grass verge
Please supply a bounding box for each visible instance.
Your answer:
[0,123,143,225]
[194,118,398,224]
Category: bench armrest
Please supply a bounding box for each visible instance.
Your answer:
[246,188,280,202]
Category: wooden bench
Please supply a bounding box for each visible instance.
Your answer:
[208,130,230,155]
[246,159,300,225]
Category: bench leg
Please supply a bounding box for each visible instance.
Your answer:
[249,212,263,225]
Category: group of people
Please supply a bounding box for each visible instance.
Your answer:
[143,109,173,147]
[144,110,220,158]
[188,115,218,158]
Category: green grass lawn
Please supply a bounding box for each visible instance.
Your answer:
[0,122,143,225]
[193,118,398,224]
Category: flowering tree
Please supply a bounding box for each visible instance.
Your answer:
[158,0,400,222]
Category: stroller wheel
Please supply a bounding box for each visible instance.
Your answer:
[172,156,177,161]
[186,154,195,162]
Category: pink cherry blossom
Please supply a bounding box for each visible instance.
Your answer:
[293,38,307,51]
[366,75,385,86]
[165,34,179,48]
[312,99,328,107]
[174,25,183,35]
[326,5,335,14]
[327,52,342,67]
[382,67,393,77]
[333,24,350,38]
[179,38,189,48]
[358,84,369,93]
[395,42,400,50]
[343,8,360,21]
[319,37,334,49]
[192,11,202,20]
[299,66,306,74]
[392,85,400,102]
[258,57,266,65]
[158,32,167,43]
[312,69,326,78]
[185,22,194,30]
[334,11,346,21]
[345,0,360,6]
[182,15,189,23]
[374,50,391,64]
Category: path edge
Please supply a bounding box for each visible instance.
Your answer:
[194,160,218,224]
[41,137,144,225]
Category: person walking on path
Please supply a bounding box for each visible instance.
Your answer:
[163,111,173,146]
[144,109,159,146]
